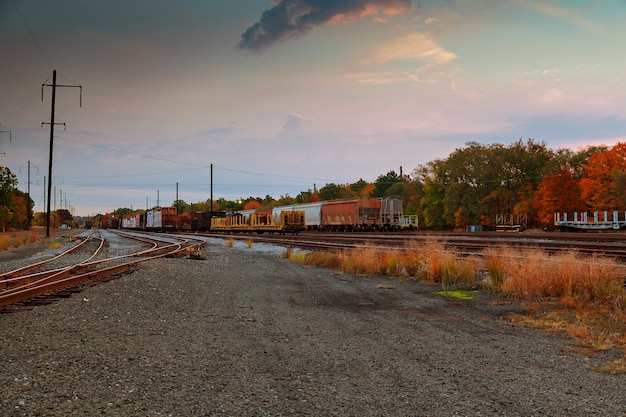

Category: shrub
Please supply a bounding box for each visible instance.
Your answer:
[0,236,9,251]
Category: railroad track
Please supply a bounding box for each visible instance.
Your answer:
[0,230,206,310]
[194,230,626,260]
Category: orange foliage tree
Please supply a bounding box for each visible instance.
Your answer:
[579,142,626,211]
[534,169,586,227]
[243,200,262,210]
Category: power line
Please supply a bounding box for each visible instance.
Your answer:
[0,84,44,124]
[54,134,352,184]
[10,0,54,69]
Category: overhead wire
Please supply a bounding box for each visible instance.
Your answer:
[10,0,54,70]
[53,134,350,186]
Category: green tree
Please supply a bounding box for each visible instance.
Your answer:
[170,199,188,213]
[318,183,350,201]
[371,171,403,198]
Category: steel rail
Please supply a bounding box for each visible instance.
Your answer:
[0,233,205,309]
[0,231,177,290]
[0,233,107,294]
[195,231,626,261]
[0,232,106,290]
[0,230,98,280]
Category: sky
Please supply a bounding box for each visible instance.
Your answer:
[1,0,625,217]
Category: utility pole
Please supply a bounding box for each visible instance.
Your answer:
[41,69,82,238]
[19,161,39,229]
[176,182,179,230]
[209,163,213,231]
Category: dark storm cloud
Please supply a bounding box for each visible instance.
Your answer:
[238,0,413,51]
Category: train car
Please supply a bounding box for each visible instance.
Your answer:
[250,208,305,234]
[320,197,381,231]
[152,210,162,229]
[399,215,419,230]
[178,211,192,231]
[380,197,403,230]
[210,208,305,234]
[147,207,176,232]
[211,212,250,232]
[160,207,177,232]
[271,202,323,230]
[262,197,401,231]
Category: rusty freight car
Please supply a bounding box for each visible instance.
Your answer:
[320,197,381,231]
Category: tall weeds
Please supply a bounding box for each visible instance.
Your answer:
[288,239,626,373]
[291,239,626,314]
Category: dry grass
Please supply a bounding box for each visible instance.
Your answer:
[0,231,45,251]
[289,239,626,373]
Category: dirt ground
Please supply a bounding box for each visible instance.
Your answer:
[1,234,625,416]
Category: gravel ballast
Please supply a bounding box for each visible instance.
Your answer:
[1,233,625,416]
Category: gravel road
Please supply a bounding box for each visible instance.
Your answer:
[1,232,625,416]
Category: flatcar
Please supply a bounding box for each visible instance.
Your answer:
[211,208,305,234]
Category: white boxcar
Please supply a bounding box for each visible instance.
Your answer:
[152,210,162,229]
[271,202,323,229]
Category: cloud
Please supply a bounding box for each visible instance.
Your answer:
[512,0,603,32]
[282,113,313,132]
[362,32,457,66]
[238,0,413,51]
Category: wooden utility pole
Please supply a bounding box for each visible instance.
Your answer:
[41,70,82,238]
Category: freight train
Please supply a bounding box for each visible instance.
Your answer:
[120,197,416,234]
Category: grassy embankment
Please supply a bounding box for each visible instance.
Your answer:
[284,239,626,374]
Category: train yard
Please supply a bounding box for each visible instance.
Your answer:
[3,228,626,311]
[2,227,624,415]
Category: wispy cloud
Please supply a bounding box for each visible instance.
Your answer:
[362,32,457,66]
[512,0,603,32]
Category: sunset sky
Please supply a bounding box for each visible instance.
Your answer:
[1,0,625,216]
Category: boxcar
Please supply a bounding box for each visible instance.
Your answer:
[320,197,381,231]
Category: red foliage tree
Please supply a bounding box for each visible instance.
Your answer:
[534,169,585,227]
[580,142,626,211]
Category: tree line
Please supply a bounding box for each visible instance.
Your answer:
[3,138,626,231]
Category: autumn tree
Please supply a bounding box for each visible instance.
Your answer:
[0,166,33,230]
[243,200,262,210]
[580,142,626,211]
[534,169,586,227]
